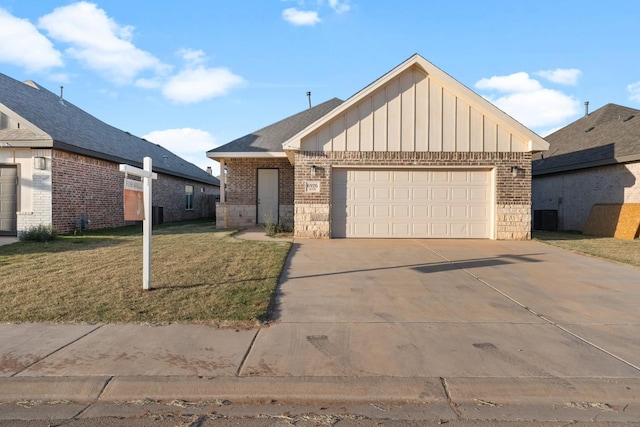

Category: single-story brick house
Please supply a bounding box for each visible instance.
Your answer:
[0,72,219,236]
[532,103,640,231]
[208,54,548,239]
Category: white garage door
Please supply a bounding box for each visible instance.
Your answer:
[331,169,492,238]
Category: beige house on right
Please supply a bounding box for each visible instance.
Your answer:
[532,103,640,231]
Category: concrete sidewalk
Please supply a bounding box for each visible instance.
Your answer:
[1,233,640,422]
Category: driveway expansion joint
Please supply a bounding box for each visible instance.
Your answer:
[439,377,462,419]
[236,329,260,376]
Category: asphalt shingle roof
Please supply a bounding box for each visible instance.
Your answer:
[208,98,343,154]
[533,103,640,175]
[0,73,218,186]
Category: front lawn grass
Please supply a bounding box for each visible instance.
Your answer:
[533,230,640,268]
[0,221,291,325]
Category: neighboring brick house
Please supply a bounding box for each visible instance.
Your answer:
[0,73,219,236]
[532,103,640,231]
[209,54,548,239]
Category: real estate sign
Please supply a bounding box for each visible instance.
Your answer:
[124,178,145,221]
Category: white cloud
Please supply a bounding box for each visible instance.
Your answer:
[143,128,219,173]
[536,68,581,85]
[38,1,169,84]
[329,0,351,13]
[628,81,640,103]
[475,72,542,93]
[178,48,206,66]
[162,66,245,104]
[485,89,581,129]
[282,8,321,26]
[0,8,63,72]
[476,72,580,130]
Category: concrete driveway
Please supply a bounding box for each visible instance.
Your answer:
[2,235,640,421]
[242,238,640,379]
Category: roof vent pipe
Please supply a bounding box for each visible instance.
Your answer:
[59,86,65,106]
[307,91,312,109]
[584,101,589,116]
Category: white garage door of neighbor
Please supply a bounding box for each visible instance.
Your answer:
[331,169,492,238]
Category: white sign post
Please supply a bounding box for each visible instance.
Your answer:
[119,157,157,290]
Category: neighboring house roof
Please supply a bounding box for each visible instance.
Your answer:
[207,98,343,159]
[282,53,549,163]
[0,73,218,186]
[533,103,640,176]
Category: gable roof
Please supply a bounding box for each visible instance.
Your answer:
[207,97,343,159]
[282,53,549,162]
[533,103,640,176]
[0,73,218,186]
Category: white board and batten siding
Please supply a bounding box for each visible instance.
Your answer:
[332,169,492,238]
[300,66,530,154]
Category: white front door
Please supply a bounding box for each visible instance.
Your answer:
[257,169,279,224]
[0,166,18,235]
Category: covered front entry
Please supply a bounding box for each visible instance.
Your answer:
[331,168,492,238]
[0,165,18,235]
[257,168,279,225]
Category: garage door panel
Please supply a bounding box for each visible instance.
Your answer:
[394,171,410,182]
[412,187,429,200]
[332,168,491,238]
[432,171,448,182]
[469,223,488,238]
[412,205,428,217]
[373,223,391,235]
[392,223,410,236]
[354,205,371,217]
[393,205,410,218]
[450,223,468,237]
[373,187,390,199]
[451,171,469,183]
[431,205,448,219]
[450,188,468,201]
[470,206,489,219]
[451,205,468,218]
[470,170,490,183]
[354,187,372,200]
[431,188,448,200]
[373,205,389,217]
[393,187,410,200]
[373,170,391,182]
[430,223,448,237]
[470,188,488,201]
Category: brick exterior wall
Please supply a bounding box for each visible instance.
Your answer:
[51,149,218,234]
[533,162,640,231]
[152,173,218,222]
[215,157,294,228]
[294,151,532,240]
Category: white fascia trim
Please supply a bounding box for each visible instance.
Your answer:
[528,138,550,153]
[207,152,287,160]
[0,139,52,148]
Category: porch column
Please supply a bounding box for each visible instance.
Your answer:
[220,158,226,203]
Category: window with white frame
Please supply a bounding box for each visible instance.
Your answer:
[185,185,194,210]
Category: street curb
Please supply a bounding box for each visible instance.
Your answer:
[0,377,111,402]
[447,377,640,405]
[0,376,445,404]
[100,376,446,403]
[2,376,640,408]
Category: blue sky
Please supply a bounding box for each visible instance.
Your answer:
[1,1,639,175]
